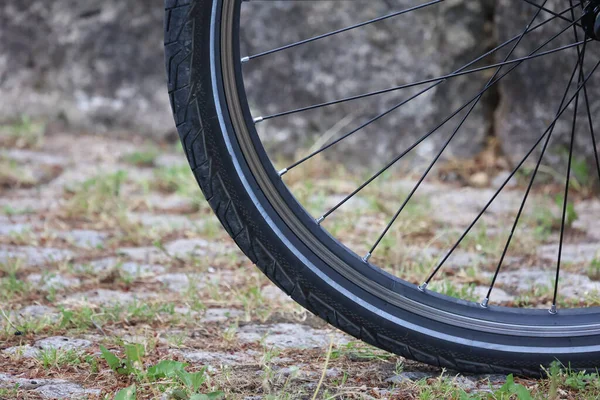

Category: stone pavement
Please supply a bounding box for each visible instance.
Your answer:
[1,133,599,399]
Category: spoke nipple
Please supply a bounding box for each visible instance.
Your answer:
[362,253,372,263]
[241,56,250,63]
[253,116,264,124]
[480,298,489,309]
[278,168,288,177]
[549,304,557,315]
[418,282,428,292]
[316,216,325,225]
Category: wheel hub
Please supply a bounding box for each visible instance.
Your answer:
[582,0,600,40]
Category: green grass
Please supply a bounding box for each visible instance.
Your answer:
[64,171,129,218]
[151,164,209,213]
[37,348,84,369]
[587,259,600,280]
[0,116,45,149]
[2,204,35,216]
[0,156,38,188]
[0,260,31,304]
[122,148,159,167]
[62,171,162,244]
[429,281,478,302]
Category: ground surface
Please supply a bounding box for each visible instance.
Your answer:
[2,130,600,399]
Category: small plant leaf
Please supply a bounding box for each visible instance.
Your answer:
[59,309,73,328]
[514,385,533,400]
[124,343,145,364]
[114,384,136,400]
[177,368,207,392]
[147,360,188,380]
[497,374,532,400]
[100,346,122,371]
[189,392,224,400]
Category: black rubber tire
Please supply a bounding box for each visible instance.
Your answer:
[164,0,600,376]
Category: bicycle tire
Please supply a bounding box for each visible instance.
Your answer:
[164,0,600,375]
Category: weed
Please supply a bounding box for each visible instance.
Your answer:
[122,148,159,167]
[101,345,224,399]
[554,194,578,227]
[0,260,31,304]
[429,281,478,302]
[0,156,37,188]
[64,171,129,219]
[0,116,45,149]
[37,348,83,369]
[588,259,600,280]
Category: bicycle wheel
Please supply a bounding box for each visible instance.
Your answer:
[164,0,600,374]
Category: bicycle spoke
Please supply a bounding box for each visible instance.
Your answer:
[241,0,444,62]
[422,56,600,292]
[280,40,587,174]
[551,29,585,315]
[255,8,582,123]
[315,13,583,225]
[363,1,551,263]
[483,39,587,308]
[570,2,600,183]
[581,64,600,183]
[521,0,581,26]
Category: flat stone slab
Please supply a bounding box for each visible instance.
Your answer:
[15,305,60,322]
[0,222,32,236]
[154,270,237,291]
[494,269,600,299]
[179,350,257,366]
[58,230,107,249]
[494,270,555,293]
[0,372,98,398]
[34,382,101,399]
[537,243,599,264]
[36,336,92,351]
[261,285,291,303]
[120,261,166,277]
[429,188,524,226]
[62,289,155,306]
[27,273,81,291]
[164,238,210,258]
[155,154,184,168]
[3,345,42,358]
[3,149,67,166]
[317,194,370,212]
[385,372,506,392]
[201,308,245,323]
[74,257,166,277]
[141,193,198,213]
[154,273,205,292]
[559,273,600,300]
[117,246,170,264]
[127,212,202,230]
[0,246,73,266]
[4,337,91,358]
[237,323,350,349]
[0,372,51,389]
[386,371,435,384]
[472,286,514,304]
[0,194,58,213]
[404,246,487,270]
